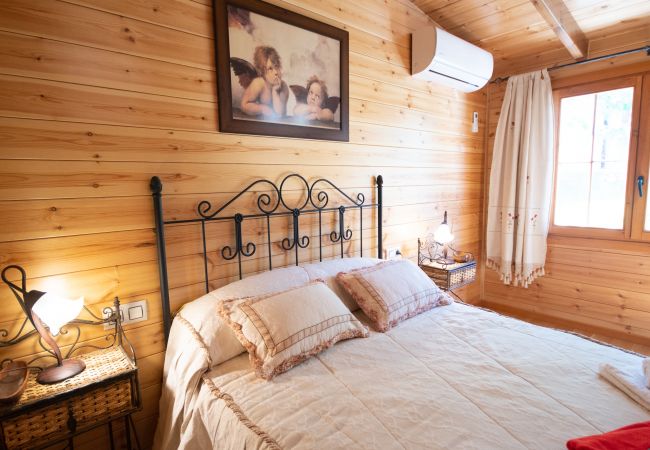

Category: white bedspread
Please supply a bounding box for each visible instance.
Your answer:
[156,302,649,450]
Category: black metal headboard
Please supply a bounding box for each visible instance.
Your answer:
[150,174,384,343]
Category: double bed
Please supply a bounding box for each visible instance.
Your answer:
[149,174,649,450]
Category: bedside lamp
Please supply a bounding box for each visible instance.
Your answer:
[2,265,86,384]
[434,211,455,264]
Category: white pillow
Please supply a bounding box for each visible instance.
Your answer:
[218,281,368,380]
[337,259,452,332]
[176,266,310,367]
[302,257,381,311]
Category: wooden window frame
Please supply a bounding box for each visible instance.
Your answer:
[549,75,643,241]
[630,73,650,241]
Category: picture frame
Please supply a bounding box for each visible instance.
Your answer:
[213,0,349,141]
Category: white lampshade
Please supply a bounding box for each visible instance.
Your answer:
[32,293,84,336]
[434,211,454,245]
[434,223,454,244]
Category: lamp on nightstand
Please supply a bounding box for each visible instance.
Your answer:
[1,265,86,384]
[434,211,455,264]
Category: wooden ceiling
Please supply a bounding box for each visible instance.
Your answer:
[412,0,650,78]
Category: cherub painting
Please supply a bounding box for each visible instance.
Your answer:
[215,0,349,141]
[230,46,289,118]
[291,76,340,122]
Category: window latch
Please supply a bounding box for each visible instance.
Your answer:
[638,175,645,197]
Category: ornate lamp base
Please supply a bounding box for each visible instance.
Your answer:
[37,359,86,384]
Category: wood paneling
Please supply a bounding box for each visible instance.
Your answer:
[482,60,650,352]
[0,0,484,448]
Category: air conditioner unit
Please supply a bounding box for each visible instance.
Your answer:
[411,27,493,92]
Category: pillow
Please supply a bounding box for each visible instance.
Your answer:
[218,281,368,380]
[175,266,310,367]
[336,259,452,332]
[302,257,381,311]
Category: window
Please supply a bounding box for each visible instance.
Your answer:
[551,74,650,240]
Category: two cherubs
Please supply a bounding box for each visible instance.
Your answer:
[231,46,339,122]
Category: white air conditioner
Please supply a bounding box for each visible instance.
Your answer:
[411,27,493,92]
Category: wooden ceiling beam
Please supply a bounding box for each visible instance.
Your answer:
[530,0,588,59]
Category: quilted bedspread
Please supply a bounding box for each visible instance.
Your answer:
[157,302,650,450]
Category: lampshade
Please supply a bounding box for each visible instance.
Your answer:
[31,293,84,336]
[434,211,454,244]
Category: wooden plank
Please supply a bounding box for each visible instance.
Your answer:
[0,160,482,200]
[0,74,484,140]
[481,300,650,354]
[0,202,480,282]
[69,0,213,38]
[0,184,483,241]
[547,245,650,276]
[483,292,650,342]
[529,0,588,58]
[485,281,650,331]
[0,31,215,101]
[0,0,213,69]
[0,74,216,131]
[0,118,484,165]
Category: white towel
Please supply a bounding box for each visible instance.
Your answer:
[599,363,650,411]
[644,358,650,388]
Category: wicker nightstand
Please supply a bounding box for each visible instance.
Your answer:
[0,346,141,450]
[417,237,476,291]
[419,260,477,291]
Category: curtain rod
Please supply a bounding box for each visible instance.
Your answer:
[490,45,650,84]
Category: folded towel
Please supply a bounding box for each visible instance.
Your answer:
[644,358,650,388]
[566,421,650,450]
[599,363,650,411]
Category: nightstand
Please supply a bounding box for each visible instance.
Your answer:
[0,346,141,450]
[419,260,477,291]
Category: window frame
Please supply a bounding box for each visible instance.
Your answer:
[549,75,644,241]
[630,73,650,241]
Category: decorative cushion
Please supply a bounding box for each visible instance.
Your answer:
[218,281,368,380]
[336,259,452,332]
[176,266,311,367]
[302,257,382,311]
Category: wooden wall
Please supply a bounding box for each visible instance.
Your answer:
[482,56,650,351]
[0,0,485,447]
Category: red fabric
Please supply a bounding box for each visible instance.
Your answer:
[566,421,650,450]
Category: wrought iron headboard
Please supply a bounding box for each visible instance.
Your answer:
[150,174,384,344]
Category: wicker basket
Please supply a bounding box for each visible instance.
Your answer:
[3,379,132,449]
[420,260,477,291]
[0,347,138,450]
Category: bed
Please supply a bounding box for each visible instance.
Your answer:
[148,174,650,450]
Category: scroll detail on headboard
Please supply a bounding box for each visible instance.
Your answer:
[150,174,383,344]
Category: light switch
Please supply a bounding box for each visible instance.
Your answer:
[472,112,479,133]
[103,299,148,329]
[128,305,144,321]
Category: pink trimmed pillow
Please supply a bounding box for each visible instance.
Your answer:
[218,281,368,380]
[336,259,452,332]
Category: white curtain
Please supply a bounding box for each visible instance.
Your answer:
[486,69,554,288]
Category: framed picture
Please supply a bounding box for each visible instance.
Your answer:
[213,0,349,141]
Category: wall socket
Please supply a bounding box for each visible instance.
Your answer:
[385,247,401,259]
[103,299,148,330]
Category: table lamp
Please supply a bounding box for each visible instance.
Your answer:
[2,265,86,384]
[434,211,455,264]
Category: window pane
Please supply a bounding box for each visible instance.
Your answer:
[557,94,595,163]
[593,88,633,164]
[589,161,627,229]
[555,163,590,227]
[554,86,633,230]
